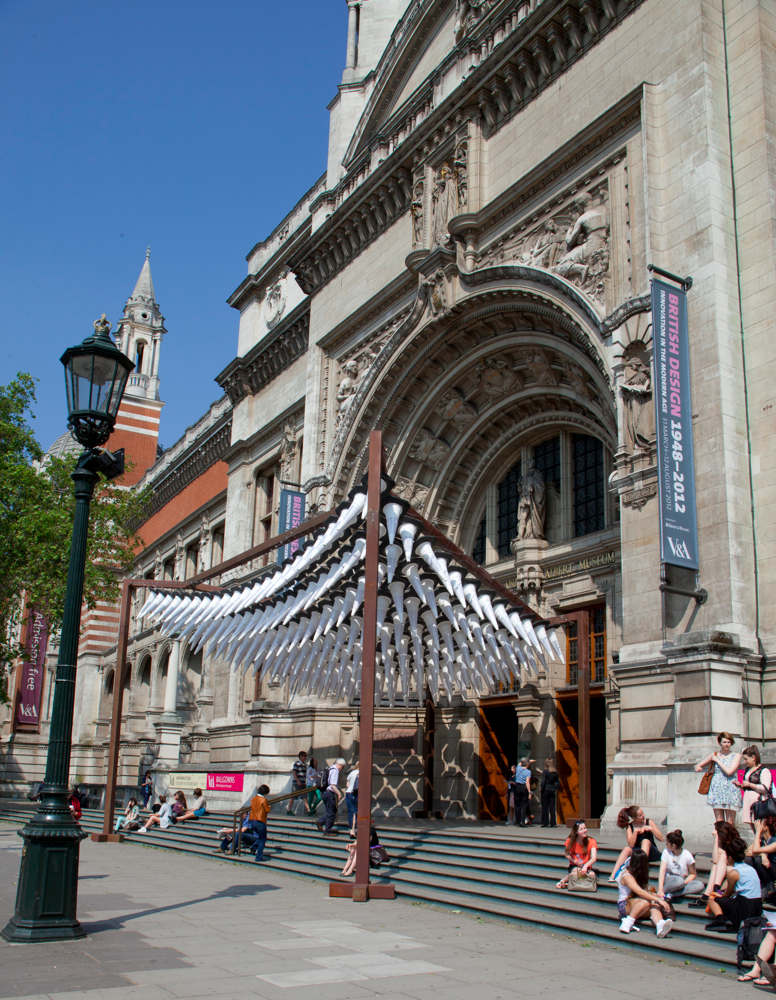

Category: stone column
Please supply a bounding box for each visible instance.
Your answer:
[226,665,242,722]
[157,639,183,766]
[345,2,359,70]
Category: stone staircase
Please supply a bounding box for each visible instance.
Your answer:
[0,802,742,972]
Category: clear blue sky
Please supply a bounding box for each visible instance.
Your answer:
[1,1,347,452]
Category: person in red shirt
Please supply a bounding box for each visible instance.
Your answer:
[556,820,598,889]
[68,787,82,821]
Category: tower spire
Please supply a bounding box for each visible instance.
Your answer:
[131,248,156,303]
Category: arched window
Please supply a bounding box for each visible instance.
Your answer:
[471,516,486,565]
[211,524,225,566]
[497,460,521,557]
[254,466,277,565]
[135,340,146,374]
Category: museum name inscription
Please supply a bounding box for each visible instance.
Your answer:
[543,550,618,582]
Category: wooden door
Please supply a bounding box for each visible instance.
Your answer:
[478,707,509,820]
[556,697,579,824]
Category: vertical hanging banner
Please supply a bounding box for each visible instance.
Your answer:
[16,609,48,729]
[652,278,698,569]
[277,489,306,566]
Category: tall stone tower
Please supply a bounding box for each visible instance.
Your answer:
[109,249,166,484]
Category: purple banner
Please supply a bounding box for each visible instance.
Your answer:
[277,489,306,566]
[16,610,48,729]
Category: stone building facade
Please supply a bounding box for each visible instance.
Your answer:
[3,0,774,837]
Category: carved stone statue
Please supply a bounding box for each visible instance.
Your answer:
[520,348,556,386]
[173,531,185,580]
[409,428,450,470]
[154,547,163,580]
[473,357,518,399]
[554,193,609,285]
[412,178,424,248]
[431,164,457,246]
[421,269,450,317]
[434,389,476,432]
[513,459,546,542]
[336,360,361,428]
[454,140,468,212]
[529,219,565,269]
[197,516,210,574]
[264,276,287,329]
[621,355,655,451]
[279,421,297,482]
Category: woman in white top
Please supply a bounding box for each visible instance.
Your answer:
[139,795,173,831]
[178,788,208,822]
[735,745,772,834]
[657,830,704,898]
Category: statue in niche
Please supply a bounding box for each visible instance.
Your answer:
[421,269,450,317]
[335,360,361,429]
[473,357,518,399]
[621,352,655,451]
[393,476,430,512]
[512,460,546,543]
[454,140,468,211]
[561,358,591,399]
[197,516,210,574]
[154,547,163,580]
[553,192,609,286]
[520,348,556,386]
[412,178,424,248]
[264,275,287,329]
[173,531,185,580]
[431,164,457,246]
[278,421,298,482]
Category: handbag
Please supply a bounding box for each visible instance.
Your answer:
[753,792,776,820]
[568,869,598,892]
[698,765,713,795]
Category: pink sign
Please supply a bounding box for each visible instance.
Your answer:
[16,609,48,730]
[206,773,243,792]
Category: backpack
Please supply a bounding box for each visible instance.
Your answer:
[738,916,767,969]
[317,767,331,791]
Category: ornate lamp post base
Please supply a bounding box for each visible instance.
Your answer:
[1,787,88,943]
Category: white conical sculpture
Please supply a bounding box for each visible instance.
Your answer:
[313,605,335,642]
[447,570,468,609]
[478,592,499,630]
[434,556,454,595]
[397,521,418,561]
[548,627,564,661]
[336,588,357,628]
[380,624,392,664]
[385,543,402,583]
[534,623,556,661]
[462,582,484,620]
[335,491,367,532]
[351,576,366,617]
[416,541,445,581]
[388,580,405,624]
[438,619,456,661]
[507,610,530,644]
[437,592,457,626]
[401,562,426,604]
[392,613,405,652]
[421,609,440,650]
[346,616,361,656]
[383,501,403,543]
[494,603,519,639]
[324,597,345,635]
[420,578,438,617]
[451,604,472,641]
[138,589,166,619]
[404,594,420,632]
[376,594,392,632]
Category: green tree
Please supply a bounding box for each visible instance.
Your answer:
[0,373,149,702]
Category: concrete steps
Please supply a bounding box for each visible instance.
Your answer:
[0,802,740,971]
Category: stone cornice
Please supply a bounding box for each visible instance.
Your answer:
[215,303,310,404]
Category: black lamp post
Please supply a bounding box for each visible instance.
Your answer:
[2,315,133,943]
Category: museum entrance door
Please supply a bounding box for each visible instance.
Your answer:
[556,693,606,822]
[478,703,517,820]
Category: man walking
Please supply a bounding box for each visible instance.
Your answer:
[247,783,271,862]
[316,758,345,836]
[512,757,532,828]
[288,749,308,815]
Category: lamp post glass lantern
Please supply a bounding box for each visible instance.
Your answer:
[2,315,133,944]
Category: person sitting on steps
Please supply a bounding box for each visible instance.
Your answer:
[688,820,739,908]
[617,848,674,938]
[656,829,704,899]
[177,788,207,823]
[556,820,598,889]
[608,805,663,881]
[705,836,763,933]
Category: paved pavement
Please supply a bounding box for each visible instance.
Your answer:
[0,821,742,1000]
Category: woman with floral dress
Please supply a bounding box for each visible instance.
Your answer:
[694,731,742,824]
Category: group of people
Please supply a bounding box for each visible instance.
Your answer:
[114,783,208,833]
[505,757,560,827]
[564,732,773,954]
[286,750,360,838]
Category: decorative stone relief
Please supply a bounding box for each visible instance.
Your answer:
[519,348,556,386]
[430,138,468,248]
[454,0,496,41]
[392,476,430,512]
[561,358,591,399]
[263,272,288,329]
[333,329,393,431]
[480,183,611,305]
[620,345,655,452]
[434,389,477,432]
[278,421,298,483]
[412,171,425,250]
[408,428,450,470]
[621,483,657,509]
[154,547,163,580]
[421,269,452,318]
[473,356,519,399]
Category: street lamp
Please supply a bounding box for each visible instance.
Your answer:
[2,315,133,943]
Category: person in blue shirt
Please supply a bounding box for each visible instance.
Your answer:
[512,757,532,827]
[706,836,762,932]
